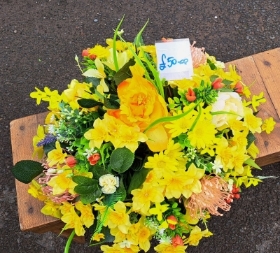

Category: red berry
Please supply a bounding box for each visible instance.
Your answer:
[234,193,240,199]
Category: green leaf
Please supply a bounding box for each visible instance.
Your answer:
[104,97,120,109]
[78,98,103,108]
[222,79,233,85]
[43,142,56,155]
[72,175,96,185]
[128,168,151,193]
[134,19,149,47]
[74,183,99,195]
[113,58,134,86]
[11,160,44,184]
[246,132,256,148]
[85,77,100,87]
[80,189,102,204]
[244,158,262,170]
[109,148,135,173]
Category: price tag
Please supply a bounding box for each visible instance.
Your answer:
[155,38,193,81]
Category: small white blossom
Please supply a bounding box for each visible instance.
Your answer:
[83,148,97,158]
[212,158,223,174]
[119,240,132,248]
[99,174,119,194]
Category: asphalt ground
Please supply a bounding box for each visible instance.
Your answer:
[0,0,279,252]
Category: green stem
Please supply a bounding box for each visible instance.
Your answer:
[113,16,125,72]
[64,230,75,253]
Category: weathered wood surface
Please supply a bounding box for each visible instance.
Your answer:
[226,47,280,166]
[10,112,85,243]
[10,48,280,240]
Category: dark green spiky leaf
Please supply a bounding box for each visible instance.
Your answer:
[128,168,151,194]
[78,98,103,108]
[104,97,120,109]
[109,148,135,173]
[113,58,134,86]
[244,158,262,170]
[247,131,256,148]
[11,160,44,184]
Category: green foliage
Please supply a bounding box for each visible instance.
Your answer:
[113,58,134,86]
[11,160,44,184]
[78,98,103,108]
[109,148,135,173]
[103,180,126,205]
[72,176,102,204]
[127,168,151,194]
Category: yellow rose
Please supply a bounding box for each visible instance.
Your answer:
[111,64,168,152]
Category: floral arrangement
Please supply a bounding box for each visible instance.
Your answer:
[12,19,276,253]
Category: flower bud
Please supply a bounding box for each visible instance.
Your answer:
[88,153,100,165]
[65,156,77,168]
[172,235,184,247]
[186,88,196,102]
[212,78,224,90]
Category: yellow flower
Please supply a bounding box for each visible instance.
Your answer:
[47,141,67,166]
[28,180,47,201]
[114,63,169,151]
[185,226,213,246]
[149,202,169,221]
[41,200,62,219]
[32,125,45,159]
[145,152,178,177]
[262,117,276,134]
[101,244,139,253]
[91,233,105,242]
[47,171,77,195]
[154,243,187,253]
[182,164,205,198]
[62,79,96,110]
[135,221,152,252]
[84,118,109,149]
[251,92,266,112]
[247,142,259,159]
[243,107,262,133]
[61,205,85,236]
[160,170,193,199]
[188,119,217,149]
[88,44,110,58]
[106,39,131,52]
[103,48,131,71]
[131,183,165,215]
[106,201,131,234]
[75,201,95,228]
[82,58,109,93]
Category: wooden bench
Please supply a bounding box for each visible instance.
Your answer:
[10,48,280,240]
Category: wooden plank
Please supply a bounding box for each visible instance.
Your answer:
[226,48,280,166]
[10,112,85,243]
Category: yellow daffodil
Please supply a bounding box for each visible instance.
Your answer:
[91,233,105,242]
[243,107,262,133]
[41,200,61,219]
[47,171,77,195]
[185,226,212,246]
[75,201,95,228]
[32,125,45,159]
[106,201,131,234]
[28,180,47,201]
[131,183,165,215]
[47,141,67,166]
[82,58,109,93]
[88,44,110,58]
[154,243,187,253]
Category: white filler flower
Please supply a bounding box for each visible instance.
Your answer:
[99,174,119,194]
